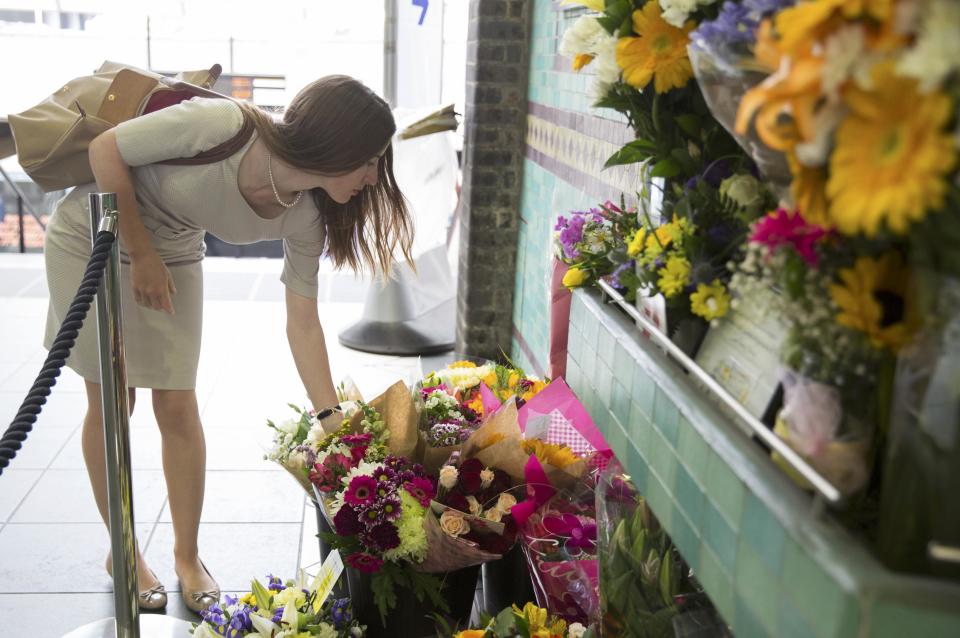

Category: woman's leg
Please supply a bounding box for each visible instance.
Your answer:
[81,380,160,589]
[151,388,217,592]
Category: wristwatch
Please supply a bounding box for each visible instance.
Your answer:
[315,405,343,423]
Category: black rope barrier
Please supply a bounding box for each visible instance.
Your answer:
[0,229,117,474]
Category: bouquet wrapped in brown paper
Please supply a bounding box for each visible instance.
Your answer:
[347,380,419,459]
[461,399,531,484]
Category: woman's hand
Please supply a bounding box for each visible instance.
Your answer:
[129,248,177,314]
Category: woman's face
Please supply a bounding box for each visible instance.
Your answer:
[318,145,388,204]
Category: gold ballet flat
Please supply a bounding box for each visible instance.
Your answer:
[179,559,220,614]
[105,557,168,610]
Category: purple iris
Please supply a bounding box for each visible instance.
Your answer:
[266,574,284,592]
[606,260,636,291]
[227,606,254,636]
[543,514,598,553]
[199,604,227,627]
[331,598,353,629]
[272,607,284,623]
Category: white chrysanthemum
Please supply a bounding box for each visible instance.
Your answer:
[560,15,606,58]
[590,35,620,99]
[276,418,299,436]
[897,0,960,92]
[821,25,865,99]
[437,364,493,392]
[658,0,716,28]
[306,422,327,448]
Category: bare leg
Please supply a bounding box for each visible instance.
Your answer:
[81,380,160,590]
[151,388,217,592]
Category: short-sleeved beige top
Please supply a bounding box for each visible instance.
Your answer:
[104,96,327,298]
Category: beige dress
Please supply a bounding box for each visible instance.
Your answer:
[43,97,325,390]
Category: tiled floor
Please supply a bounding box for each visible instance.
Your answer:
[0,253,454,637]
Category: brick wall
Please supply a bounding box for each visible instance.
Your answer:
[455,0,532,361]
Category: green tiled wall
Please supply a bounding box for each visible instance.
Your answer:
[566,288,960,638]
[512,0,631,375]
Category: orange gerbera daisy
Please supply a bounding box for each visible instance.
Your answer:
[615,1,694,93]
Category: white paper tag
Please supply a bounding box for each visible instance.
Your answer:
[311,549,345,611]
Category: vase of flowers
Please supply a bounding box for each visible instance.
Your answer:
[877,275,960,579]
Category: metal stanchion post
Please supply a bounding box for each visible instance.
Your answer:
[64,194,192,637]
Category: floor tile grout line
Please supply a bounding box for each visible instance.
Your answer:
[13,273,46,298]
[2,420,81,527]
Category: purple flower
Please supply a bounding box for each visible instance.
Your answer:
[267,574,284,592]
[693,2,757,49]
[543,514,598,554]
[556,213,587,260]
[363,521,401,552]
[334,504,363,536]
[429,422,467,447]
[199,604,227,626]
[331,598,353,629]
[227,606,254,635]
[606,260,636,291]
[375,494,403,522]
[744,0,796,14]
[272,607,284,623]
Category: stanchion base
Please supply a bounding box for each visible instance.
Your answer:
[62,615,194,637]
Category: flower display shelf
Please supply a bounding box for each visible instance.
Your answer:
[564,287,960,638]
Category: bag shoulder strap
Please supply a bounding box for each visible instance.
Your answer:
[162,108,256,166]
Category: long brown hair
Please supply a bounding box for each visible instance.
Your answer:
[239,76,413,274]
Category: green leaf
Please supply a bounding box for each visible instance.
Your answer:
[650,158,683,178]
[658,549,679,605]
[598,0,631,34]
[250,578,273,611]
[604,139,657,168]
[675,114,701,139]
[371,571,399,626]
[410,572,448,613]
[287,403,303,414]
[493,607,519,635]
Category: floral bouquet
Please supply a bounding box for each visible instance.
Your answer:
[444,602,594,638]
[554,200,642,296]
[416,361,548,472]
[596,466,710,638]
[265,405,340,496]
[728,207,914,497]
[190,574,363,638]
[518,476,601,627]
[428,456,522,568]
[318,453,447,623]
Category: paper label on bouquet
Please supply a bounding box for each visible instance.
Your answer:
[524,413,551,440]
[311,549,344,612]
[430,501,506,535]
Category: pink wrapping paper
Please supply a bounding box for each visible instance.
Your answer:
[549,259,573,379]
[518,378,611,455]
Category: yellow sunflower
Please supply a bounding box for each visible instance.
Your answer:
[521,439,580,469]
[829,252,918,352]
[776,0,894,55]
[657,256,691,299]
[615,2,694,93]
[827,64,956,236]
[690,280,731,321]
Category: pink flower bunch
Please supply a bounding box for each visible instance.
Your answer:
[308,433,373,494]
[750,207,829,266]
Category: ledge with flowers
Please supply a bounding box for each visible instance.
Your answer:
[550,0,960,636]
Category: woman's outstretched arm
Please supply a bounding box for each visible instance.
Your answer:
[284,287,339,413]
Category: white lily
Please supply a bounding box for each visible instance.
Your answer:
[191,624,219,638]
[249,612,281,637]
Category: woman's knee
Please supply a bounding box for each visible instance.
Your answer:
[83,381,137,418]
[152,389,201,435]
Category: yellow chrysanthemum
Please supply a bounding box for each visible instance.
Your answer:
[466,393,485,418]
[615,2,694,93]
[657,256,691,299]
[690,280,731,321]
[522,439,580,469]
[562,267,589,289]
[775,0,894,55]
[829,253,918,352]
[449,360,478,369]
[572,53,595,71]
[627,228,647,258]
[827,64,956,236]
[239,592,256,606]
[787,151,831,227]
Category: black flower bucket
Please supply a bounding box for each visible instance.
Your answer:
[312,498,480,637]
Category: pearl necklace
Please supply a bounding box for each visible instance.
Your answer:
[266,152,303,208]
